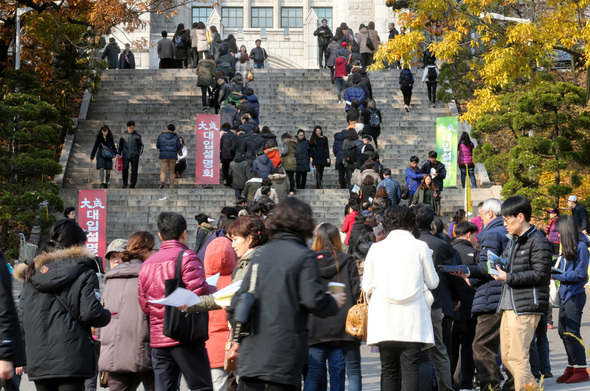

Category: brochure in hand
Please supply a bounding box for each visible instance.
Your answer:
[487,250,507,276]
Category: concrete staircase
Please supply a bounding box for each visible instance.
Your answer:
[61,68,500,245]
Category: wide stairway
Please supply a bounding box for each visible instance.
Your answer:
[61,68,500,248]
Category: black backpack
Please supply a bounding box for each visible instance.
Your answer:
[400,71,413,87]
[369,110,381,127]
[427,66,438,82]
[344,143,358,165]
[174,35,184,48]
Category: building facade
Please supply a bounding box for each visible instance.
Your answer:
[110,0,398,69]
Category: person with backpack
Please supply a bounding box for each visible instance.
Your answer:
[250,39,268,69]
[212,75,231,114]
[343,74,366,112]
[194,213,216,253]
[101,37,121,69]
[361,99,382,150]
[196,54,217,112]
[281,133,298,195]
[422,60,440,108]
[215,44,236,78]
[326,37,341,83]
[399,67,415,112]
[172,23,190,69]
[342,128,363,190]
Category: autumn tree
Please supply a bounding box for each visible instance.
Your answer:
[472,81,590,215]
[376,0,590,123]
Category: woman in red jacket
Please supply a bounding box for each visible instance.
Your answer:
[342,203,359,245]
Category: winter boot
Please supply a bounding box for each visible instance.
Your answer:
[556,366,575,383]
[566,367,590,383]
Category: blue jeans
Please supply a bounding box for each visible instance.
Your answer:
[559,293,587,366]
[253,62,264,69]
[335,78,346,100]
[341,341,362,391]
[459,164,477,188]
[303,343,345,391]
[235,189,242,199]
[530,313,551,376]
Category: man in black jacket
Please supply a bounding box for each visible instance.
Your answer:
[420,150,447,192]
[450,222,479,391]
[492,196,552,391]
[568,195,589,235]
[414,204,460,391]
[0,255,25,386]
[118,120,144,189]
[313,19,333,69]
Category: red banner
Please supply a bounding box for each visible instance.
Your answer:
[78,190,107,264]
[195,114,221,185]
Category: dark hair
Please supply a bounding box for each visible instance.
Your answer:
[365,160,374,169]
[555,215,580,262]
[127,120,135,127]
[362,175,374,186]
[197,21,206,29]
[236,196,247,205]
[281,132,292,141]
[261,186,271,195]
[458,131,472,148]
[382,205,417,232]
[454,221,478,238]
[368,21,375,29]
[157,212,187,241]
[161,31,167,38]
[309,126,323,146]
[46,219,87,250]
[321,18,328,23]
[410,155,419,163]
[255,39,261,43]
[428,151,437,158]
[245,88,254,96]
[501,195,532,222]
[207,54,215,60]
[266,198,315,238]
[414,204,435,229]
[265,140,277,149]
[227,214,269,248]
[167,123,175,132]
[97,125,113,142]
[346,111,359,122]
[383,168,392,176]
[261,177,272,187]
[297,129,306,139]
[177,23,185,31]
[452,209,466,224]
[346,128,358,141]
[351,74,361,85]
[192,22,198,29]
[311,223,343,252]
[222,122,231,130]
[362,134,372,142]
[261,126,271,134]
[195,213,209,225]
[433,216,444,234]
[121,231,155,262]
[64,207,76,218]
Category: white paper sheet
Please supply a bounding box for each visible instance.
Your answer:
[206,273,220,287]
[212,280,243,306]
[148,287,202,307]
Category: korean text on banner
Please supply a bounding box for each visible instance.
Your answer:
[78,190,107,265]
[195,114,221,184]
[436,116,459,187]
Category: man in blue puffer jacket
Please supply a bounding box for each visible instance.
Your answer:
[461,198,509,391]
[156,123,181,189]
[405,155,424,201]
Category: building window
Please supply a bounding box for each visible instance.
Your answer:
[281,7,303,28]
[222,7,243,28]
[313,7,333,30]
[192,7,212,25]
[252,7,273,28]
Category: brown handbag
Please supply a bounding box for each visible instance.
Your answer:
[345,291,368,341]
[247,71,254,82]
[99,371,109,387]
[224,337,239,371]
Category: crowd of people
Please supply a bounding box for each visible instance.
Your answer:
[2,194,589,391]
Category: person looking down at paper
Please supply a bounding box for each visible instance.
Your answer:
[138,212,217,391]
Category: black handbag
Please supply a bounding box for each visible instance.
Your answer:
[162,250,209,343]
[366,34,375,51]
[401,179,415,200]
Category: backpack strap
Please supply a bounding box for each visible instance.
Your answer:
[175,250,186,285]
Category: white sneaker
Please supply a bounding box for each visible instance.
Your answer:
[404,105,409,112]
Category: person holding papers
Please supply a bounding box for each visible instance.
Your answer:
[138,212,217,391]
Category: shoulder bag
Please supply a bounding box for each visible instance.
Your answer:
[102,144,116,159]
[401,179,415,200]
[224,263,260,371]
[162,250,209,343]
[366,34,375,51]
[345,291,368,341]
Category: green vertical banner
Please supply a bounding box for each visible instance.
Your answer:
[436,116,459,187]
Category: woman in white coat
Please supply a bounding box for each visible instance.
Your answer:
[363,205,439,390]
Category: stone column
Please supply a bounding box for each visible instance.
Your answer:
[274,0,280,29]
[244,0,251,29]
[303,8,318,69]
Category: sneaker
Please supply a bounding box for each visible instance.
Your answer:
[547,324,554,329]
[433,103,436,108]
[289,192,295,196]
[122,185,127,189]
[404,105,409,112]
[543,372,553,379]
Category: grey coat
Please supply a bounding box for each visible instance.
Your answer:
[98,260,152,373]
[157,38,174,60]
[326,42,341,67]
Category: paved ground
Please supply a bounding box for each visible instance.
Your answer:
[11,278,590,390]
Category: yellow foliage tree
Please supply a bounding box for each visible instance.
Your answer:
[376,0,590,123]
